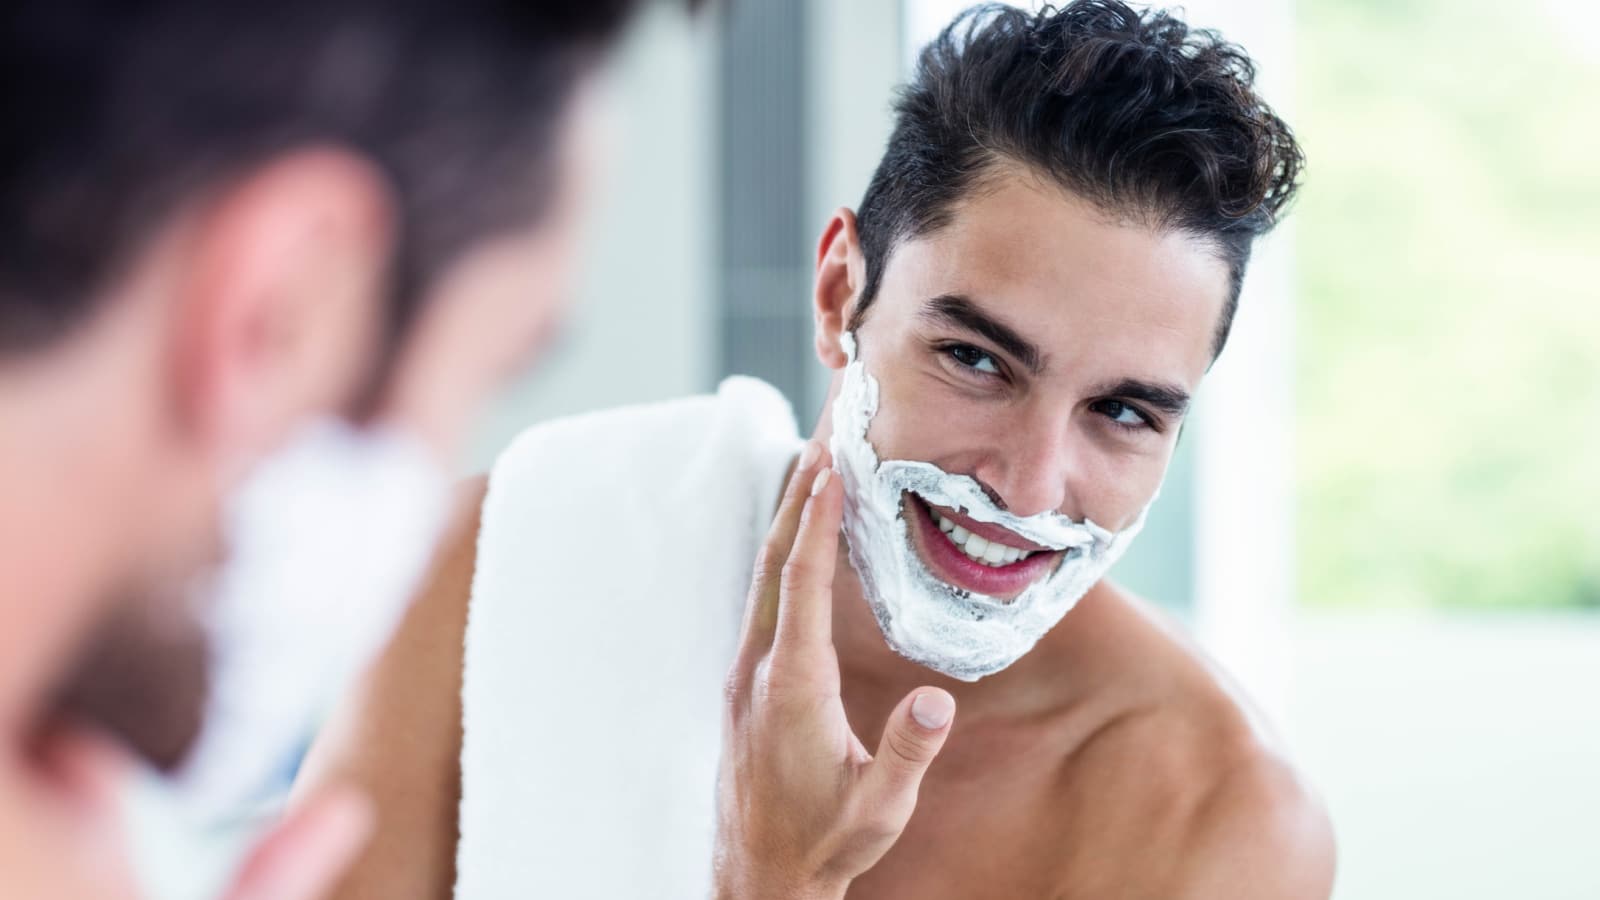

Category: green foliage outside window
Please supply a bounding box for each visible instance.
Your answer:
[1296,0,1600,609]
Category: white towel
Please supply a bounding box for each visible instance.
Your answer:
[456,377,802,899]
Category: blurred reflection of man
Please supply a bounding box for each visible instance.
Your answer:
[304,3,1336,898]
[0,1,653,896]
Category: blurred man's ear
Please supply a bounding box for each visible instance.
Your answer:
[812,207,864,371]
[170,148,396,477]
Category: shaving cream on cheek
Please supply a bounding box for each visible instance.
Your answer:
[828,332,1157,681]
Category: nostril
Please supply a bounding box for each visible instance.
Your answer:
[969,475,1009,513]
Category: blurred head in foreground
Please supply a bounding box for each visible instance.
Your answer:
[0,0,668,891]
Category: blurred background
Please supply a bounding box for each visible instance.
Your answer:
[132,0,1599,897]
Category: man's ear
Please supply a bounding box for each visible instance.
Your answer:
[812,208,864,370]
[170,147,395,475]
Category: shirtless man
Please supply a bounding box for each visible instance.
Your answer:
[302,3,1335,897]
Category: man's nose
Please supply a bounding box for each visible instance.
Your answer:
[973,406,1083,519]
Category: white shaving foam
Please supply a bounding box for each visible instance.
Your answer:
[829,332,1154,681]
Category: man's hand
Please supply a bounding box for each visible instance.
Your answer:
[20,721,371,900]
[715,442,956,900]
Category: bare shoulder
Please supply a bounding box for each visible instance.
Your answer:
[1054,584,1334,899]
[1168,745,1335,899]
[291,475,488,900]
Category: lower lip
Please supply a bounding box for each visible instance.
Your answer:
[906,498,1060,601]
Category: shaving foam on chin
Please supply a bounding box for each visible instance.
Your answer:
[828,332,1155,681]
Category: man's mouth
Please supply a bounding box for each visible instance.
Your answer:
[903,495,1064,601]
[931,509,1041,566]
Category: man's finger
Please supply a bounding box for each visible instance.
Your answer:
[734,440,826,657]
[860,689,955,818]
[772,452,843,667]
[223,785,372,900]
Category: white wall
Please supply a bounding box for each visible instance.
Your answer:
[467,5,720,472]
[804,0,904,415]
[1176,0,1298,726]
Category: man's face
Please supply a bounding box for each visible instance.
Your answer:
[833,168,1229,602]
[55,83,607,768]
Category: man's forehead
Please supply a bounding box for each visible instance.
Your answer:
[917,177,1229,303]
[886,222,1227,390]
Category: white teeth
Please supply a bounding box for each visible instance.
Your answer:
[964,533,991,559]
[933,510,1035,567]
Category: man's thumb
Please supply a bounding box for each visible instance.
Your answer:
[864,689,955,808]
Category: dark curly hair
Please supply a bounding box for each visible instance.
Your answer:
[0,0,672,356]
[850,1,1304,359]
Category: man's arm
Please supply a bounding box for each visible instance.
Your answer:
[289,476,487,900]
[1168,756,1336,900]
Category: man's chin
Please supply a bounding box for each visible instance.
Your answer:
[50,595,208,772]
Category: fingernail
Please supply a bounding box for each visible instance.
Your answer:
[810,466,832,496]
[911,691,954,730]
[798,440,821,470]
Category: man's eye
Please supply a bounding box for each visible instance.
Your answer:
[947,344,1001,375]
[1095,399,1150,429]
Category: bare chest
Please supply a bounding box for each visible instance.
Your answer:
[842,732,1187,900]
[845,769,1067,899]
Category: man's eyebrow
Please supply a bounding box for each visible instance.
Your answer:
[1096,378,1192,417]
[918,293,1044,374]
